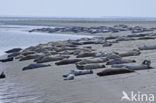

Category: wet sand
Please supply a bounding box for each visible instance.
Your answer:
[1,21,156,103]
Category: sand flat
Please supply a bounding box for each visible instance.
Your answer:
[0,21,156,103]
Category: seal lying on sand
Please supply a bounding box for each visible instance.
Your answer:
[76,52,96,58]
[77,58,108,64]
[63,70,93,80]
[0,72,6,79]
[55,59,81,65]
[112,60,152,70]
[95,52,121,59]
[119,49,141,57]
[0,57,13,63]
[19,54,41,61]
[5,48,22,53]
[97,68,135,76]
[64,74,75,80]
[76,63,105,70]
[35,55,70,63]
[138,45,156,50]
[8,52,21,58]
[103,42,112,47]
[63,70,93,77]
[23,64,51,71]
[106,59,136,65]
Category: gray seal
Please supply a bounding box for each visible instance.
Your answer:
[76,63,105,70]
[23,64,51,71]
[55,59,82,65]
[112,60,152,70]
[106,59,136,65]
[97,68,135,76]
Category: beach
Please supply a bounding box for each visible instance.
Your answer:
[1,20,156,103]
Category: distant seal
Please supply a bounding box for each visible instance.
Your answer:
[76,63,105,70]
[34,55,70,63]
[112,60,152,70]
[19,54,41,61]
[0,57,14,63]
[106,59,136,65]
[119,49,141,57]
[5,48,22,53]
[0,72,6,79]
[76,52,96,58]
[103,42,112,47]
[55,59,82,65]
[97,68,135,76]
[138,45,156,50]
[64,74,74,80]
[63,69,93,77]
[22,64,51,71]
[77,58,108,64]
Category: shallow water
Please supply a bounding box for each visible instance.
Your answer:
[0,25,92,55]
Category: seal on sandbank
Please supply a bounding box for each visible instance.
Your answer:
[22,64,51,71]
[76,63,105,70]
[55,59,82,65]
[97,68,135,76]
[112,60,152,70]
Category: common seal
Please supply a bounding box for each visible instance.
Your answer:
[64,74,74,80]
[77,58,108,64]
[138,45,156,50]
[103,42,112,47]
[0,57,14,63]
[34,55,70,63]
[55,59,82,65]
[76,63,105,70]
[97,68,135,76]
[76,52,96,58]
[23,64,51,71]
[0,72,6,79]
[8,52,21,58]
[119,49,141,57]
[5,48,22,53]
[112,60,152,70]
[63,69,93,77]
[19,54,41,61]
[106,59,136,65]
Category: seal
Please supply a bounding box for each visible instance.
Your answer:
[63,69,93,77]
[106,59,136,65]
[35,55,70,63]
[0,72,6,79]
[19,54,41,61]
[5,48,22,53]
[22,64,51,71]
[119,49,141,57]
[55,59,82,65]
[97,68,135,76]
[76,52,96,58]
[0,57,14,63]
[112,60,152,70]
[64,74,74,80]
[76,63,105,70]
[138,45,156,50]
[77,58,109,64]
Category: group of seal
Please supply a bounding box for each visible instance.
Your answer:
[2,24,156,80]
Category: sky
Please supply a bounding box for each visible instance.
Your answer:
[0,0,156,18]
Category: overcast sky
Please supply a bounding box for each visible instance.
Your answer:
[0,0,156,17]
